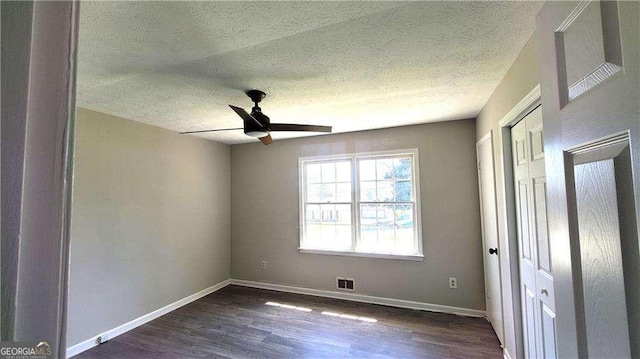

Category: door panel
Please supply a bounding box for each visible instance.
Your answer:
[537,1,639,357]
[570,140,634,358]
[517,180,532,262]
[523,286,538,358]
[533,178,551,274]
[516,139,527,166]
[529,124,544,161]
[540,303,557,359]
[477,134,504,344]
[557,1,623,104]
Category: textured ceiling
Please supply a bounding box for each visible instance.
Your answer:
[77,1,543,144]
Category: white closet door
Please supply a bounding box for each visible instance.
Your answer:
[512,106,556,358]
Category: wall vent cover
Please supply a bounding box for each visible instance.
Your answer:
[336,277,355,291]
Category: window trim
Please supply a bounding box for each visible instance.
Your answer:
[298,148,423,261]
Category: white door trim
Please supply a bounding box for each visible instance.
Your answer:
[2,2,79,356]
[477,130,493,147]
[496,84,541,358]
[498,84,541,127]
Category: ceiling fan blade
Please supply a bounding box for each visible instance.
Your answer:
[179,128,243,134]
[229,105,264,129]
[269,123,332,133]
[259,134,273,145]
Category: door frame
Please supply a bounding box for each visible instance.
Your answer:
[1,2,79,357]
[495,84,541,359]
[476,130,505,345]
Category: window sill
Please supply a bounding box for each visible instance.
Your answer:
[298,248,424,261]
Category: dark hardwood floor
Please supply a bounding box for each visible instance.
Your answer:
[75,285,502,358]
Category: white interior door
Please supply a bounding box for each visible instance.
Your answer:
[477,133,504,345]
[537,1,639,357]
[512,106,557,359]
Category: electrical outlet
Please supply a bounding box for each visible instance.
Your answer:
[261,260,267,269]
[449,277,457,289]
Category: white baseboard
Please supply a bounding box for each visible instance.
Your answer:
[229,279,486,317]
[66,279,231,358]
[503,347,512,359]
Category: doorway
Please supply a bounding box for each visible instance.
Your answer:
[494,84,542,359]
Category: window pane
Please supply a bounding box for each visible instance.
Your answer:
[305,223,322,247]
[335,204,352,225]
[320,204,335,223]
[306,204,321,222]
[306,163,321,183]
[360,181,376,201]
[307,184,322,202]
[377,225,396,252]
[336,183,351,202]
[396,228,415,253]
[335,225,352,249]
[320,184,336,202]
[376,158,393,180]
[395,204,414,253]
[394,204,413,228]
[360,204,377,228]
[376,204,396,253]
[359,204,377,251]
[336,161,351,182]
[377,204,394,226]
[376,180,394,201]
[393,158,412,180]
[321,163,335,182]
[359,226,377,252]
[395,180,412,201]
[321,225,336,243]
[359,160,376,181]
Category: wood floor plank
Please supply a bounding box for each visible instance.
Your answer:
[74,285,502,358]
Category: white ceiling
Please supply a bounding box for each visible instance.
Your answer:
[77,1,543,144]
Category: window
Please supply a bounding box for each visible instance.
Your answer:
[299,149,423,260]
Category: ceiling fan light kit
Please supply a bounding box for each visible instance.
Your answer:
[181,89,332,145]
[245,131,269,138]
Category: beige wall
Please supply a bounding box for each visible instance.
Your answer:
[477,35,539,139]
[67,108,231,346]
[475,34,540,358]
[231,119,485,310]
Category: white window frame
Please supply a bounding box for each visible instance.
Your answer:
[298,148,424,261]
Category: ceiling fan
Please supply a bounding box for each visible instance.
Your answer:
[180,90,332,145]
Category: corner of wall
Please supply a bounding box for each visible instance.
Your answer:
[476,33,540,140]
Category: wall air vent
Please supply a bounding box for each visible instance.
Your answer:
[336,277,355,291]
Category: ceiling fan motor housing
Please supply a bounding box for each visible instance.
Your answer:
[244,108,270,137]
